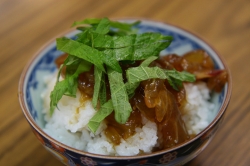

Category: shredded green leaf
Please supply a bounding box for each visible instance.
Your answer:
[98,77,107,106]
[56,37,105,72]
[88,100,114,133]
[50,59,92,115]
[49,17,196,133]
[107,67,132,124]
[92,66,103,108]
[126,66,196,90]
[72,17,140,32]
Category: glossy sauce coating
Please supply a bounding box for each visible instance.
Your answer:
[132,79,190,150]
[55,50,228,151]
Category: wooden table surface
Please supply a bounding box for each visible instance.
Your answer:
[1,0,249,165]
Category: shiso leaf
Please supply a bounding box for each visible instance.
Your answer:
[92,66,103,108]
[50,17,196,133]
[88,100,113,133]
[56,37,105,72]
[49,80,68,115]
[107,67,132,124]
[95,17,110,34]
[125,82,140,98]
[165,70,196,90]
[72,17,140,32]
[76,30,92,45]
[99,52,122,73]
[99,76,107,106]
[49,59,92,115]
[125,56,158,98]
[93,33,173,61]
[126,66,196,90]
[71,18,102,27]
[140,56,158,66]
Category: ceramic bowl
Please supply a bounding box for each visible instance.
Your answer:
[18,19,232,166]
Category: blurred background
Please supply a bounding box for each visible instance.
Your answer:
[1,0,250,165]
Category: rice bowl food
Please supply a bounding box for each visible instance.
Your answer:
[39,18,228,156]
[42,75,215,156]
[19,17,231,166]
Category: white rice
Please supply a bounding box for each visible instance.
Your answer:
[182,82,215,135]
[41,72,215,156]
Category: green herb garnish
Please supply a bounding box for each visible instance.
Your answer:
[49,17,195,133]
[126,66,196,91]
[107,67,132,124]
[88,100,114,133]
[50,58,92,115]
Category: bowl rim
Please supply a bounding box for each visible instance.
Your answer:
[18,17,232,160]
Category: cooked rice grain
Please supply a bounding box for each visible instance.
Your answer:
[42,73,214,156]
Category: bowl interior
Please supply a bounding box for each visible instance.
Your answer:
[19,19,229,155]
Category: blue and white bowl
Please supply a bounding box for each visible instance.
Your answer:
[18,19,232,166]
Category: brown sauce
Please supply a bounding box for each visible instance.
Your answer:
[105,109,142,145]
[55,49,228,151]
[132,79,190,150]
[78,66,95,98]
